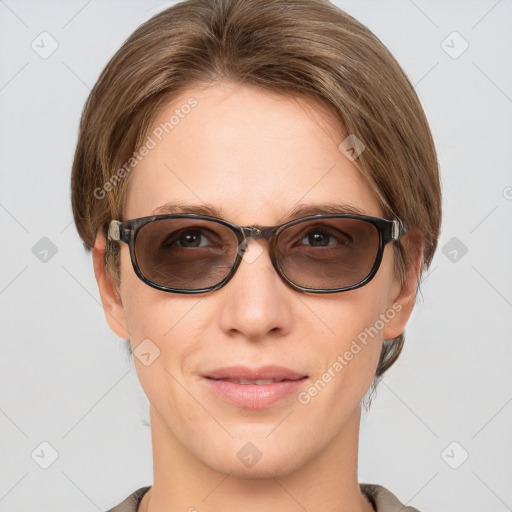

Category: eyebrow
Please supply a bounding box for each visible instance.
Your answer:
[151,201,367,223]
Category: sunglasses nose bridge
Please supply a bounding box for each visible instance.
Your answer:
[236,226,279,267]
[240,225,275,240]
[237,226,279,257]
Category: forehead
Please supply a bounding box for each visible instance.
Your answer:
[124,81,382,224]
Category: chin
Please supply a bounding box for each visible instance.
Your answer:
[195,433,315,480]
[206,451,306,480]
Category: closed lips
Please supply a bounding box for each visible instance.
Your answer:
[203,365,309,408]
[203,365,308,382]
[218,378,304,385]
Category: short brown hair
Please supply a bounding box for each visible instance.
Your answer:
[71,0,442,382]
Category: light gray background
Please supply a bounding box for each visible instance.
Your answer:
[1,0,511,511]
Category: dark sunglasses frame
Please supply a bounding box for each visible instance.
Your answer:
[107,213,408,294]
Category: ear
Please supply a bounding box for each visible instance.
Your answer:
[92,231,130,339]
[382,229,424,340]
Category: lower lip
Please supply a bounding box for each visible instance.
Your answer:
[203,377,308,409]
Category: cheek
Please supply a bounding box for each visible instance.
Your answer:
[120,286,202,425]
[319,263,395,355]
[118,247,166,340]
[118,256,203,386]
[320,297,385,376]
[304,261,396,402]
[295,314,378,434]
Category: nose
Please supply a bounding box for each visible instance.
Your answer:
[217,237,293,341]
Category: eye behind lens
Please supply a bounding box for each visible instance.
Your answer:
[134,218,239,290]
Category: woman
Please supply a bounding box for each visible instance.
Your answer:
[70,0,441,510]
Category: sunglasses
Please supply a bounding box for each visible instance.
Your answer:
[107,213,408,294]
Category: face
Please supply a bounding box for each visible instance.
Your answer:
[95,81,414,478]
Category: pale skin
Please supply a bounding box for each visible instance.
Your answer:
[93,81,422,512]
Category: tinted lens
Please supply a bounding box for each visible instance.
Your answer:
[276,217,380,290]
[135,218,238,290]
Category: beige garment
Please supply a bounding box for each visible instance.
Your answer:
[106,483,421,511]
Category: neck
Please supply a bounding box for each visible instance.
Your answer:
[139,404,374,512]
